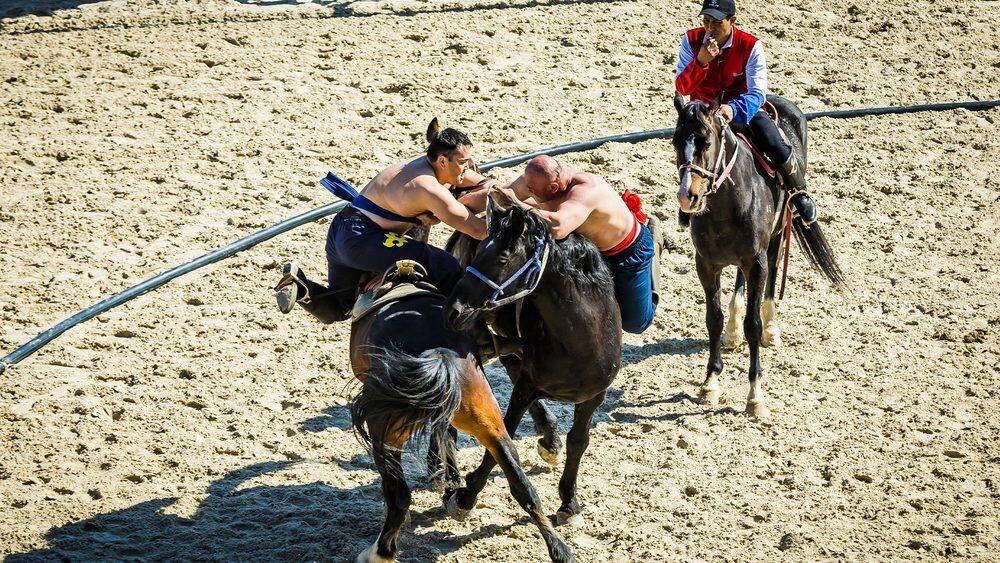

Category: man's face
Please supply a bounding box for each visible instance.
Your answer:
[438,144,473,185]
[702,15,734,41]
[525,170,560,203]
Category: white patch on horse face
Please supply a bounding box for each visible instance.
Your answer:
[684,135,697,163]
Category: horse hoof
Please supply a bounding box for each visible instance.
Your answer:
[722,332,742,350]
[745,400,770,419]
[356,543,393,563]
[445,492,474,521]
[698,387,720,406]
[537,441,561,467]
[556,510,585,528]
[762,326,781,348]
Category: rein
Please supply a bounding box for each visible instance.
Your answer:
[678,119,741,196]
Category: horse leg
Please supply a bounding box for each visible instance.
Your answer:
[696,256,725,405]
[529,400,562,467]
[556,391,605,527]
[426,427,460,494]
[505,357,562,468]
[761,234,782,348]
[743,252,770,418]
[446,380,536,519]
[449,376,572,563]
[723,270,746,350]
[357,431,410,563]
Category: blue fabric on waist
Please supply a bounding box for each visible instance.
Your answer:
[320,170,422,225]
[351,195,422,225]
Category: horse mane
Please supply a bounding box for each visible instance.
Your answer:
[516,207,613,296]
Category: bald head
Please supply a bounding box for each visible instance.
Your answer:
[524,156,566,202]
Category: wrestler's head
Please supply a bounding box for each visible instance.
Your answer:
[426,118,474,186]
[524,156,567,202]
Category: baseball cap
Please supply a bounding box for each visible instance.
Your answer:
[700,0,736,20]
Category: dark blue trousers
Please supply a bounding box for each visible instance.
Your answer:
[602,224,658,334]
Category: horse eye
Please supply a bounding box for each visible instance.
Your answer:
[497,252,511,265]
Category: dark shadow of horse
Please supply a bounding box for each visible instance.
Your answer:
[4,460,538,562]
[1,0,102,19]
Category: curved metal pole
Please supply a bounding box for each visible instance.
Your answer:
[2,98,998,375]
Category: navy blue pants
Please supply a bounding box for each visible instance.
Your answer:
[324,205,463,306]
[602,224,658,334]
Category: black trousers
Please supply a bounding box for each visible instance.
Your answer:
[741,111,792,166]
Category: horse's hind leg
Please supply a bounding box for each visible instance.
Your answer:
[743,252,770,418]
[556,391,605,528]
[530,400,562,467]
[723,270,746,350]
[450,376,572,563]
[446,380,536,517]
[696,256,725,405]
[357,433,410,563]
[761,235,782,348]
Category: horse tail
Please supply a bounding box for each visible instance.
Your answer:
[350,347,464,469]
[792,218,846,291]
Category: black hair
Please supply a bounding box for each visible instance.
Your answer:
[427,128,472,161]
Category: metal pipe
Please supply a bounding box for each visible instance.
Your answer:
[2,98,998,375]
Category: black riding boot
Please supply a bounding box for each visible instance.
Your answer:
[778,154,817,226]
[274,263,351,323]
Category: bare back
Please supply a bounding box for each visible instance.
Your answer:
[539,172,636,251]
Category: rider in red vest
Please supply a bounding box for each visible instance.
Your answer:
[675,0,817,226]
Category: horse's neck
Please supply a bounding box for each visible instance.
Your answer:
[707,129,766,218]
[528,275,608,350]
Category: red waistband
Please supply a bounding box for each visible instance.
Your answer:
[601,215,641,257]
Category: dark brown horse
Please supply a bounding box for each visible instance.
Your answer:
[671,93,844,417]
[443,190,621,527]
[348,263,572,562]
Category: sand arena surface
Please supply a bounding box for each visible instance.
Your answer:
[1,0,998,560]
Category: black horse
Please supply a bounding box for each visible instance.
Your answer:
[348,263,572,562]
[672,93,844,417]
[443,189,621,527]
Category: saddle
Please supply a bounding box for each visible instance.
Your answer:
[350,260,441,323]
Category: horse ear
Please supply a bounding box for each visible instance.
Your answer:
[673,91,688,114]
[426,117,441,144]
[490,187,517,210]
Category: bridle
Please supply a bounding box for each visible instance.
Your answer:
[465,233,550,310]
[677,115,741,197]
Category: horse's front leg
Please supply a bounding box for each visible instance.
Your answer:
[530,400,562,467]
[556,391,605,527]
[696,256,724,405]
[761,233,783,348]
[743,252,770,418]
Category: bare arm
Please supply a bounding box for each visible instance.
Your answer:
[418,181,488,240]
[530,199,592,240]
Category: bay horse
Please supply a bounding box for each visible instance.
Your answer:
[443,189,621,527]
[347,262,572,562]
[671,93,845,417]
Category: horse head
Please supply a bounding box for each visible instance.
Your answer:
[444,189,551,331]
[672,92,730,215]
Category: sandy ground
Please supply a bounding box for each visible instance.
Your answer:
[1,0,998,560]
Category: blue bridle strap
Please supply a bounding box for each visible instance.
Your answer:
[465,235,548,309]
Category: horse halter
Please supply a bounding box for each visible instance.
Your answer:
[465,234,550,310]
[677,116,741,196]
